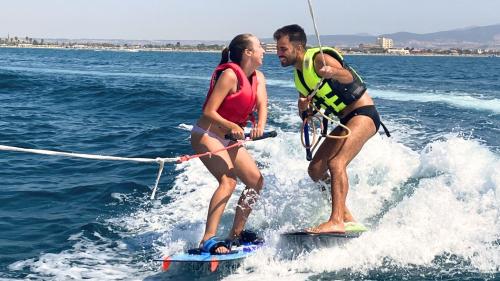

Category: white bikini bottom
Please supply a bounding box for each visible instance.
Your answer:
[191,124,231,147]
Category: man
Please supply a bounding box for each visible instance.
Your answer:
[273,24,389,234]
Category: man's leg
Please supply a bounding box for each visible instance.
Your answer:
[307,115,375,233]
[318,176,355,222]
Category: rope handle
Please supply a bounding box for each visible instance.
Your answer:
[299,106,351,159]
[224,131,278,142]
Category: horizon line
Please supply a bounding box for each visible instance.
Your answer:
[2,23,499,42]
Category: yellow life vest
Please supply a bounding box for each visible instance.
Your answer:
[294,47,367,116]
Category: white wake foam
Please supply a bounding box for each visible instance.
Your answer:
[370,89,500,114]
[9,106,499,281]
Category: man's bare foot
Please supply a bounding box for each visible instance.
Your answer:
[305,221,345,234]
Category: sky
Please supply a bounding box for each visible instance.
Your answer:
[1,0,499,41]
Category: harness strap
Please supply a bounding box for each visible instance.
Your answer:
[380,121,391,137]
[321,116,329,136]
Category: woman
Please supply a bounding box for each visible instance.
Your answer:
[190,33,267,254]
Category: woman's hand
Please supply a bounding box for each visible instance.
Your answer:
[250,126,264,139]
[228,123,245,140]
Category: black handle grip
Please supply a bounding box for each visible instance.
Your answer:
[224,130,277,141]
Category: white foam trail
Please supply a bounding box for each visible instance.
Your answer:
[224,135,499,280]
[8,232,142,280]
[370,89,500,113]
[9,106,499,280]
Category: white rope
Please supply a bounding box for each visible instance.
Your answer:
[306,0,325,99]
[304,0,351,141]
[150,159,165,200]
[0,144,178,199]
[307,0,326,67]
[0,145,178,163]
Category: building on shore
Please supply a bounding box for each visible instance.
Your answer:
[358,43,384,53]
[387,48,410,55]
[263,43,277,53]
[359,37,410,54]
[377,37,394,49]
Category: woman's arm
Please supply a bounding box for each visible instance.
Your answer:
[251,70,268,139]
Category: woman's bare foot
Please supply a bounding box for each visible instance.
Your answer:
[199,240,230,254]
[213,245,230,254]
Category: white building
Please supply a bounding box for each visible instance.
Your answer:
[263,43,277,53]
[387,48,410,55]
[377,37,393,49]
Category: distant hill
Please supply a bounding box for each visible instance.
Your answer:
[266,24,500,49]
[381,24,500,48]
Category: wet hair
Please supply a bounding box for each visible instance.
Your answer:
[219,33,254,65]
[273,24,307,49]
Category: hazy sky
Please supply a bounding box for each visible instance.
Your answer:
[1,0,499,40]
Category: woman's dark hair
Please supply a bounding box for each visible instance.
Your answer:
[219,33,254,65]
[273,24,307,48]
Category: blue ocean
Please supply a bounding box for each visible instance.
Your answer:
[0,48,499,280]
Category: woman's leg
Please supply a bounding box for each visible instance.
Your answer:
[191,132,237,253]
[226,146,264,239]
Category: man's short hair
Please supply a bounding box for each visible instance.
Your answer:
[273,24,307,48]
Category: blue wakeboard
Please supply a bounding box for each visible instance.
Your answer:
[157,243,262,272]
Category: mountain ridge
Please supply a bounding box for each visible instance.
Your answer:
[306,24,500,49]
[31,23,500,49]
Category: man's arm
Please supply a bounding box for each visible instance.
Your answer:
[314,53,353,84]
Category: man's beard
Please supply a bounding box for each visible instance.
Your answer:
[280,50,297,67]
[280,59,296,67]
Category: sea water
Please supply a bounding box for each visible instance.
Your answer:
[0,48,499,280]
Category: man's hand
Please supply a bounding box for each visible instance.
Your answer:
[298,96,310,112]
[318,65,337,79]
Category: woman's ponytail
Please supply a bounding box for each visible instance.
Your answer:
[219,34,254,65]
[219,47,230,65]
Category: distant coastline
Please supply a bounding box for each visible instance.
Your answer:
[2,23,499,56]
[0,44,222,53]
[1,44,498,58]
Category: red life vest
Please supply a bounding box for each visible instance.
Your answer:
[202,62,258,127]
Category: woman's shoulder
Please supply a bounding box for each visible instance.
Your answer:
[255,69,266,83]
[218,67,238,83]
